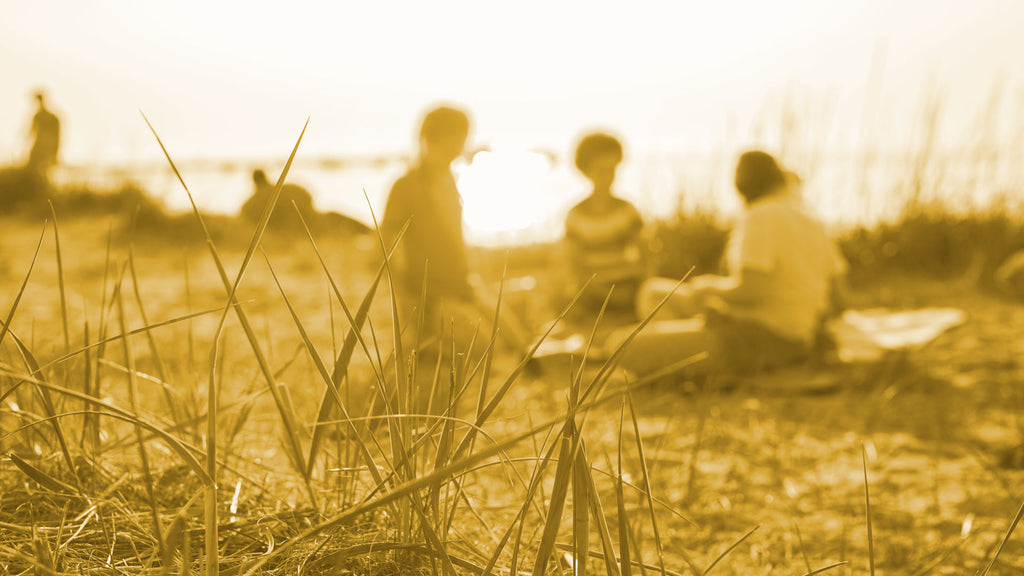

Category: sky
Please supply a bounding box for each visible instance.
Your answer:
[1,0,1022,244]
[2,0,1022,166]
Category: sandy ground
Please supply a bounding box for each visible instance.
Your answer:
[2,216,1023,575]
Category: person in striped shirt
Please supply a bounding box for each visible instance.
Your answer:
[563,132,646,319]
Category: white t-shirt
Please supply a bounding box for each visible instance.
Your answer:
[724,192,847,343]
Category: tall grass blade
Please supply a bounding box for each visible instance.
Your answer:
[533,426,577,576]
[702,525,758,576]
[295,211,408,476]
[450,276,594,465]
[205,330,223,576]
[240,421,551,576]
[0,364,210,482]
[977,497,1024,576]
[617,399,632,576]
[862,443,875,576]
[479,438,560,576]
[577,270,694,410]
[410,496,458,576]
[5,322,84,494]
[8,453,76,494]
[799,561,848,576]
[793,521,813,574]
[581,449,620,576]
[363,192,417,538]
[127,244,177,422]
[363,194,413,448]
[261,251,387,492]
[115,289,164,561]
[0,222,46,351]
[475,258,509,422]
[41,303,242,372]
[141,112,315,502]
[625,381,677,576]
[572,437,591,576]
[47,202,70,356]
[551,546,690,576]
[161,491,200,575]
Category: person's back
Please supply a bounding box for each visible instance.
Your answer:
[384,164,472,300]
[28,93,60,174]
[619,151,847,377]
[724,190,843,343]
[381,106,473,302]
[240,169,316,230]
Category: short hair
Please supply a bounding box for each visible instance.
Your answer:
[252,169,269,185]
[734,150,787,202]
[420,106,470,143]
[574,133,623,172]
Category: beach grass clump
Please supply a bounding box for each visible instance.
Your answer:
[4,120,1024,575]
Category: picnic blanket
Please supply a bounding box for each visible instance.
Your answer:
[533,307,967,364]
[831,307,967,362]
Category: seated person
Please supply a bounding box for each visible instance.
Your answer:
[239,169,316,230]
[381,105,530,357]
[564,133,646,318]
[610,151,847,376]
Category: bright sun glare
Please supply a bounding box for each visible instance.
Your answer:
[456,150,560,244]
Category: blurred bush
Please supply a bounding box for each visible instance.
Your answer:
[840,206,1024,286]
[648,210,730,278]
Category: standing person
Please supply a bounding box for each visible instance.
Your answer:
[563,132,646,319]
[610,150,848,376]
[381,105,528,359]
[26,91,60,179]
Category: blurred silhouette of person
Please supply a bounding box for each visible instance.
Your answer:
[26,91,60,179]
[608,151,848,376]
[381,105,529,362]
[239,169,316,230]
[563,132,646,318]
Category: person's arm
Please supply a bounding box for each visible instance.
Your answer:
[379,178,417,274]
[693,205,776,308]
[828,273,849,317]
[692,268,772,307]
[381,178,413,247]
[826,240,850,317]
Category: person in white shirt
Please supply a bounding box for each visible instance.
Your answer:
[610,150,848,376]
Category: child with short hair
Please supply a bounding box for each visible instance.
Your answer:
[564,132,646,317]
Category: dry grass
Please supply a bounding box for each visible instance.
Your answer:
[3,118,1024,575]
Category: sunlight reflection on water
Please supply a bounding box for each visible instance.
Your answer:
[55,148,1024,246]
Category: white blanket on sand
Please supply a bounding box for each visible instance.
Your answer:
[533,307,967,364]
[832,307,966,362]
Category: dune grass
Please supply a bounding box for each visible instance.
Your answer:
[3,121,1024,575]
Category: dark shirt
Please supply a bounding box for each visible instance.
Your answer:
[382,164,472,301]
[29,108,60,168]
[239,180,316,231]
[240,182,315,223]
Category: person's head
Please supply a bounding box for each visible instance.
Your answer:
[33,91,46,107]
[575,132,623,193]
[734,150,787,204]
[252,169,269,188]
[419,105,470,165]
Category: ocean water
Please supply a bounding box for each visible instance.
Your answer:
[54,147,1024,246]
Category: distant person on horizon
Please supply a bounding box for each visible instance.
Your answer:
[608,150,848,376]
[239,169,316,230]
[26,91,60,179]
[563,132,646,319]
[381,105,529,358]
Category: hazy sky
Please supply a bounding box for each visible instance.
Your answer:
[1,0,1022,166]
